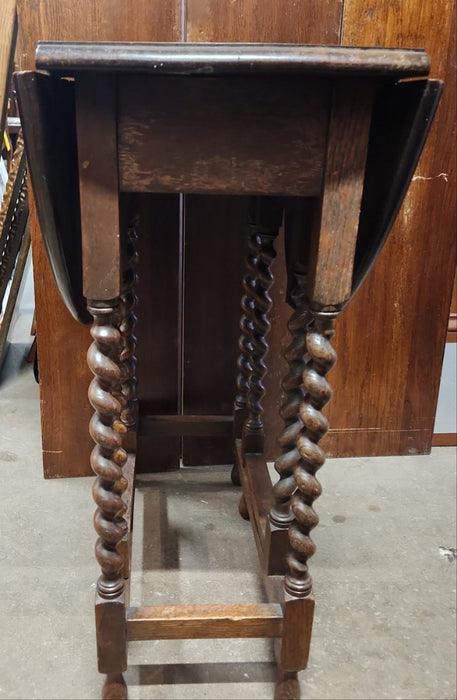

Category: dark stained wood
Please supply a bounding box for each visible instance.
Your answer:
[15,0,182,477]
[95,593,127,674]
[127,603,284,640]
[240,197,284,456]
[14,70,89,322]
[118,75,328,196]
[20,35,440,700]
[265,270,310,576]
[17,0,182,68]
[234,440,274,564]
[36,40,430,77]
[87,300,130,601]
[307,81,373,307]
[89,299,131,695]
[279,596,314,671]
[281,311,338,603]
[75,74,121,300]
[352,79,443,297]
[186,0,342,44]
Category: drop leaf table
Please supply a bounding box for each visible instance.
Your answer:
[15,41,441,700]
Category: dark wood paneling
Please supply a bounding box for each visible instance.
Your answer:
[16,0,182,477]
[307,81,372,307]
[76,74,121,300]
[186,0,343,44]
[17,1,181,68]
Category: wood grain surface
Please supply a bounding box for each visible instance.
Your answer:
[119,76,328,196]
[186,0,343,44]
[307,81,373,307]
[127,603,284,640]
[76,74,121,300]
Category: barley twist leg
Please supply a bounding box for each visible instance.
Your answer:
[88,302,128,598]
[243,226,276,453]
[231,231,257,485]
[285,309,338,598]
[232,197,282,482]
[88,301,128,700]
[270,277,310,530]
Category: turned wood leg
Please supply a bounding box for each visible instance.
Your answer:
[242,199,279,455]
[238,492,250,520]
[88,299,129,700]
[275,671,300,700]
[285,309,337,597]
[276,309,338,698]
[102,674,127,700]
[232,197,281,489]
[266,276,310,574]
[231,240,255,485]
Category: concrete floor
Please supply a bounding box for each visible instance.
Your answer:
[0,338,456,700]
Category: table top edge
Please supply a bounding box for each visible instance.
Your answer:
[35,41,430,78]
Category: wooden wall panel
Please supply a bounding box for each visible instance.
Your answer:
[17,1,181,67]
[182,0,343,464]
[322,0,456,456]
[186,0,342,43]
[16,0,182,476]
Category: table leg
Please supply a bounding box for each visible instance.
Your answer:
[87,298,129,700]
[275,309,338,697]
[266,276,311,574]
[232,196,282,487]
